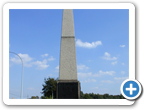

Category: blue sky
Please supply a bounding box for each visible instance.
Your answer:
[9,9,129,99]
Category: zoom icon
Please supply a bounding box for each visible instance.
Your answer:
[121,79,142,100]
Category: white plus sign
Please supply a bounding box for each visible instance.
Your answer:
[126,83,137,95]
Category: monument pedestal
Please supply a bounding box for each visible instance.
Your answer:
[57,80,81,99]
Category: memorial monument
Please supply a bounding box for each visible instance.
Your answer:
[57,9,80,99]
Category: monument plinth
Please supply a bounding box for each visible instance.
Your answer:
[57,9,80,99]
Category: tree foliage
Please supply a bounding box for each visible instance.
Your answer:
[41,77,58,99]
[30,96,39,99]
[40,95,52,99]
[80,92,125,99]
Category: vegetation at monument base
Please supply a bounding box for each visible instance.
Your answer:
[80,91,125,99]
[30,95,52,99]
[37,77,125,99]
[30,96,39,99]
[41,77,58,99]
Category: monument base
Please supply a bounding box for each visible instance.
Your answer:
[56,80,81,99]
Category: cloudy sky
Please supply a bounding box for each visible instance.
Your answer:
[9,9,129,99]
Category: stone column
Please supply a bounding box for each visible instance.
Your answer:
[57,9,80,99]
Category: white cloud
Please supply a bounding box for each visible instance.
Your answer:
[122,63,125,65]
[10,53,33,67]
[24,63,33,67]
[105,52,110,57]
[101,52,117,60]
[99,70,115,75]
[81,79,96,83]
[48,56,56,61]
[114,77,128,83]
[91,79,96,82]
[88,60,93,62]
[55,65,59,70]
[41,53,48,58]
[32,59,49,69]
[10,53,52,69]
[120,45,125,47]
[27,87,34,90]
[54,65,59,72]
[111,61,117,65]
[93,70,115,77]
[47,74,53,77]
[114,77,128,80]
[84,79,96,83]
[121,71,125,74]
[19,53,33,62]
[101,80,113,83]
[76,39,102,48]
[91,87,98,89]
[78,72,92,78]
[101,88,108,90]
[78,70,115,78]
[77,64,89,70]
[11,57,21,64]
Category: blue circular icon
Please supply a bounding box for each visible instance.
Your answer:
[123,81,139,97]
[121,79,142,100]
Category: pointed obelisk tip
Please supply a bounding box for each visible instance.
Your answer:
[61,9,75,37]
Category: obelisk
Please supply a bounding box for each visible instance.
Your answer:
[57,9,80,99]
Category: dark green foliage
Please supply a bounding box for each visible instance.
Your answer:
[40,95,52,99]
[30,96,39,99]
[103,93,109,99]
[41,77,58,99]
[80,91,84,98]
[83,93,92,99]
[80,92,125,99]
[40,96,46,99]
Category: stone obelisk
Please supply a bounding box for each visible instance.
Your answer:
[57,9,80,99]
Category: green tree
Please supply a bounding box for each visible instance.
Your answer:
[46,95,52,99]
[40,95,52,99]
[80,91,84,99]
[120,94,125,99]
[113,95,119,99]
[83,93,92,99]
[109,95,113,99]
[41,77,58,99]
[89,93,95,98]
[31,96,36,99]
[36,96,39,99]
[93,94,98,99]
[103,93,109,99]
[30,96,39,99]
[115,95,119,99]
[97,94,103,99]
[41,96,46,99]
